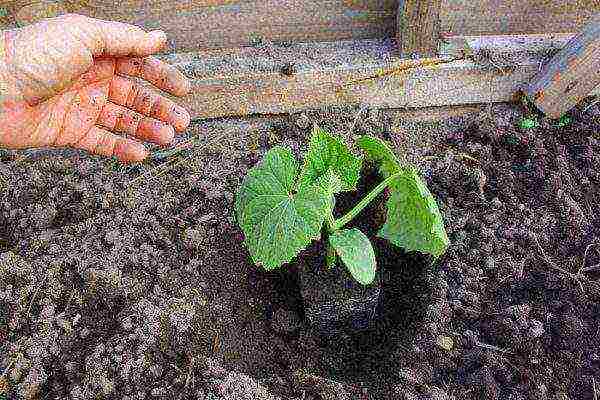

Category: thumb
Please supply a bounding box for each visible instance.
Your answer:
[70,15,168,58]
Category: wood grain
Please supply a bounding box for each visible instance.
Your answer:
[440,0,600,36]
[525,13,600,118]
[63,0,398,53]
[149,35,600,120]
[2,1,599,53]
[397,0,442,57]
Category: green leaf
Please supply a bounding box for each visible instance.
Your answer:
[297,126,362,194]
[380,167,449,258]
[329,228,376,285]
[235,146,330,270]
[356,135,402,178]
[356,135,448,257]
[518,117,538,130]
[555,115,572,127]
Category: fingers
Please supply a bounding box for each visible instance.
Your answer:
[74,125,149,164]
[66,58,115,92]
[64,14,168,58]
[68,56,190,99]
[97,101,175,147]
[108,74,190,132]
[115,56,190,97]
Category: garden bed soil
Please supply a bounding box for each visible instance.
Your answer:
[2,99,600,400]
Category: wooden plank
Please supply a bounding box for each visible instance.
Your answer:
[60,0,397,53]
[440,0,600,36]
[525,13,600,118]
[397,0,442,57]
[149,34,600,120]
[3,1,599,54]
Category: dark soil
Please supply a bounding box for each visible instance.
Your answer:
[2,100,600,400]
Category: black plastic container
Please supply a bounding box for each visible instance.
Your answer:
[298,259,381,336]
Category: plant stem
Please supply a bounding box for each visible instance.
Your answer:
[326,241,337,270]
[326,213,336,233]
[333,172,400,231]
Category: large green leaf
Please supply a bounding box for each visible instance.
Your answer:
[297,126,362,194]
[380,167,449,258]
[356,135,402,178]
[329,228,376,285]
[356,135,449,258]
[235,146,330,270]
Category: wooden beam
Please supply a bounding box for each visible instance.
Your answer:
[3,1,599,54]
[149,34,600,120]
[63,0,397,53]
[397,0,442,57]
[525,13,600,118]
[440,0,600,36]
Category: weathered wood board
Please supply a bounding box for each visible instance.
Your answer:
[397,0,442,57]
[525,13,600,118]
[8,0,398,52]
[2,1,600,53]
[440,1,600,36]
[149,34,600,120]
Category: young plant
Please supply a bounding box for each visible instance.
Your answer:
[235,126,449,285]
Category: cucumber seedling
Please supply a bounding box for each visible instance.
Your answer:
[235,126,449,285]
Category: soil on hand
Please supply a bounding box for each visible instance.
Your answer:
[2,101,600,400]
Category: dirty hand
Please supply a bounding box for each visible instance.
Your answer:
[0,13,191,163]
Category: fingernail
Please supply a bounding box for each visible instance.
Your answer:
[148,30,167,44]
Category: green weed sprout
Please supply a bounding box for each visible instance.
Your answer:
[555,115,572,127]
[518,117,539,130]
[235,126,449,285]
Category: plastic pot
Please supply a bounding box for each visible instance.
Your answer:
[298,258,381,336]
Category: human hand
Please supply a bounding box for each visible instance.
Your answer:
[0,13,191,163]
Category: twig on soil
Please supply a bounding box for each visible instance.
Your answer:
[125,127,234,189]
[26,276,47,318]
[184,355,195,390]
[451,331,512,354]
[476,341,512,354]
[0,357,15,378]
[212,332,220,354]
[582,264,600,273]
[532,233,585,292]
[594,376,598,400]
[579,241,600,274]
[583,97,600,113]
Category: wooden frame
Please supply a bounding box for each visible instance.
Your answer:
[397,0,442,57]
[149,34,600,120]
[3,1,600,52]
[2,1,600,120]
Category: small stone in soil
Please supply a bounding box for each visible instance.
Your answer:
[436,335,454,351]
[181,227,206,251]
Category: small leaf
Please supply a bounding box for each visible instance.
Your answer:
[555,115,572,127]
[518,117,538,130]
[297,126,362,194]
[356,135,402,178]
[235,146,330,270]
[380,167,449,258]
[329,228,376,285]
[357,135,448,257]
